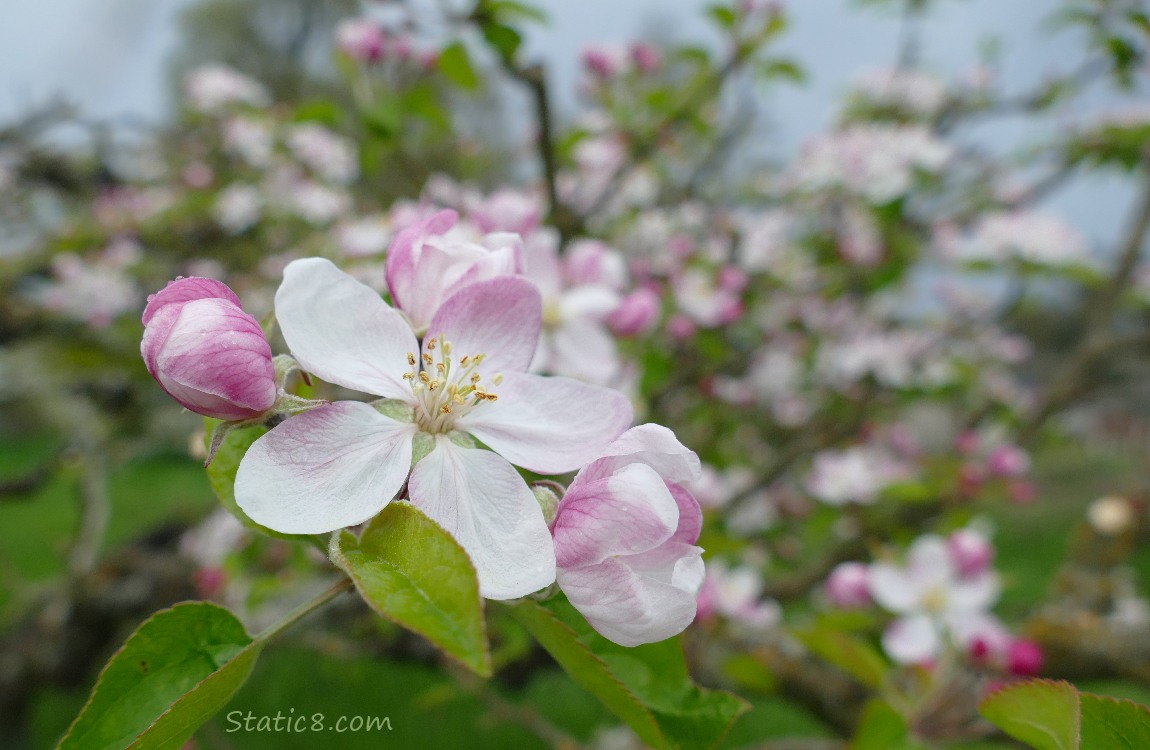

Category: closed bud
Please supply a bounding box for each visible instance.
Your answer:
[141,277,276,421]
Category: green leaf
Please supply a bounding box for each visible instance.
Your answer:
[203,421,313,543]
[850,699,927,750]
[439,41,479,91]
[507,597,749,750]
[707,4,737,30]
[488,0,548,24]
[58,602,261,750]
[482,23,522,63]
[794,625,889,689]
[978,679,1081,750]
[504,599,664,747]
[331,502,491,677]
[1079,693,1150,748]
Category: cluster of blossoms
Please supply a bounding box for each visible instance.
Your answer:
[849,67,950,119]
[140,214,709,645]
[25,238,144,327]
[945,210,1093,268]
[825,528,1043,676]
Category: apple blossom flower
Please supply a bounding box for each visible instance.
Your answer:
[523,232,624,385]
[385,209,523,335]
[141,277,277,421]
[608,287,661,336]
[850,67,949,118]
[869,534,1001,664]
[825,562,872,609]
[957,211,1091,267]
[335,18,386,62]
[551,424,705,646]
[285,124,359,184]
[235,259,632,600]
[805,446,910,506]
[184,65,269,114]
[697,560,780,628]
[946,528,994,578]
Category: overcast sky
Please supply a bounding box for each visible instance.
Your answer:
[0,0,1141,247]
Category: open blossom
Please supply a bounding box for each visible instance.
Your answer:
[335,18,386,62]
[697,560,780,628]
[870,534,1002,664]
[552,425,705,646]
[806,446,910,506]
[524,232,625,384]
[184,65,269,114]
[851,67,949,118]
[956,211,1091,267]
[141,277,276,421]
[385,209,523,335]
[235,259,632,599]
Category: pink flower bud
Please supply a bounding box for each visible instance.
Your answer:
[667,313,696,340]
[141,277,276,421]
[947,528,994,578]
[608,288,661,336]
[335,18,385,62]
[825,562,871,608]
[1006,639,1044,676]
[630,42,662,73]
[987,444,1030,477]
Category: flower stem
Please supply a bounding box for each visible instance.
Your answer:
[255,576,354,644]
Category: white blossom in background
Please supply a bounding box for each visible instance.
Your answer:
[334,215,393,258]
[286,124,360,184]
[805,445,911,506]
[213,184,262,234]
[697,560,781,628]
[957,211,1092,267]
[789,125,953,204]
[26,241,144,327]
[222,117,275,168]
[185,65,270,114]
[851,67,949,118]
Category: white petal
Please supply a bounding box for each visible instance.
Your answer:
[882,614,941,664]
[576,423,701,486]
[235,401,416,533]
[949,571,1001,613]
[558,553,701,647]
[558,285,621,320]
[868,563,920,613]
[408,438,556,600]
[460,372,633,474]
[548,318,620,384]
[276,257,418,399]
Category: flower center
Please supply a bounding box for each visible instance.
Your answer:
[402,335,502,434]
[921,585,949,615]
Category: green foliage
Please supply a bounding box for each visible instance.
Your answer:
[331,502,492,677]
[794,622,890,689]
[506,596,749,749]
[438,42,480,92]
[850,699,927,750]
[979,678,1150,750]
[58,602,262,750]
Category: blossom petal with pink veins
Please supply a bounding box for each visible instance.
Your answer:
[276,258,417,399]
[408,438,555,600]
[553,463,679,569]
[882,614,940,664]
[557,545,703,647]
[424,276,542,375]
[443,233,523,300]
[459,372,633,474]
[385,209,458,314]
[576,423,701,485]
[235,401,416,534]
[142,276,241,325]
[868,563,919,613]
[667,484,703,545]
[148,298,277,419]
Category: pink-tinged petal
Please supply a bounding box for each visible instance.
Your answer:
[235,401,416,533]
[905,535,953,591]
[557,549,702,647]
[882,614,940,665]
[553,463,678,568]
[667,483,703,545]
[867,563,919,614]
[276,257,417,399]
[424,276,542,376]
[576,423,701,486]
[144,298,276,420]
[460,372,633,474]
[385,208,458,315]
[523,229,563,299]
[408,438,555,600]
[445,233,524,299]
[548,318,619,384]
[142,276,242,325]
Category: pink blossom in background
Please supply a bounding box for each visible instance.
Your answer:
[235,259,632,599]
[826,562,872,609]
[552,424,705,646]
[141,276,277,421]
